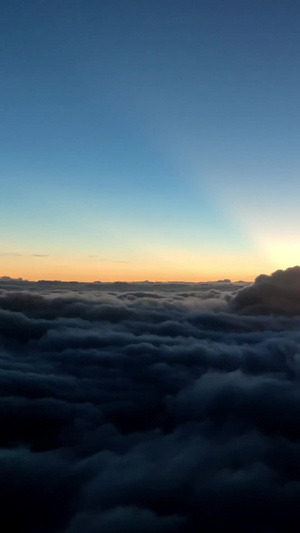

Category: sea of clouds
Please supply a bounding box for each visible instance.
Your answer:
[1,266,300,532]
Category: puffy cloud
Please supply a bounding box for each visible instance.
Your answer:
[1,272,300,531]
[231,265,300,315]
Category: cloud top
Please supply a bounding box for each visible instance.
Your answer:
[231,265,300,315]
[1,269,300,531]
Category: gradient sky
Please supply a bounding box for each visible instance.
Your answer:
[1,0,300,281]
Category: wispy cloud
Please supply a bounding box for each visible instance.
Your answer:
[0,252,50,258]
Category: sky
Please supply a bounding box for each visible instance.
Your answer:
[1,0,300,281]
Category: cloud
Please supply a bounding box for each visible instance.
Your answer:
[66,506,183,533]
[0,252,50,258]
[1,271,300,531]
[231,265,300,315]
[0,276,24,282]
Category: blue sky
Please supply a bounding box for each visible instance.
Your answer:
[1,0,300,280]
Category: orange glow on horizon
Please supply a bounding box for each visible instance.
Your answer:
[0,251,267,283]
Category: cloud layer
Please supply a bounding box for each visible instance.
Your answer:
[1,269,300,531]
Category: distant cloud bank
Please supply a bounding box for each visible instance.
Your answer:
[1,267,300,531]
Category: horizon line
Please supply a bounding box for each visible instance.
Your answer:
[0,275,252,284]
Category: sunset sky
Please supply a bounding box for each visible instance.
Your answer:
[1,0,300,281]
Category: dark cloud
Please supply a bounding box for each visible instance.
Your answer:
[231,265,300,315]
[0,276,24,282]
[1,269,300,531]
